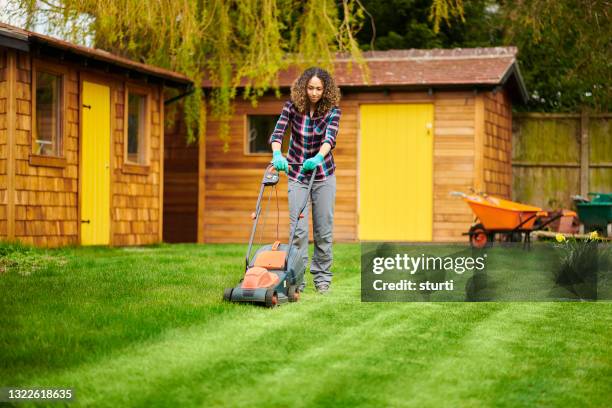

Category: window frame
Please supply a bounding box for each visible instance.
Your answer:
[123,83,151,170]
[244,113,289,156]
[30,58,68,166]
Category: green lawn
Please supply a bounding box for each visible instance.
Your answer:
[1,243,610,407]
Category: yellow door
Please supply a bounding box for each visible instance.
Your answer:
[81,81,111,245]
[359,104,434,241]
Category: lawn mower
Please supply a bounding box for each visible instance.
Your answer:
[223,163,315,308]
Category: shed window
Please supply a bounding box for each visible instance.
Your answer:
[35,71,62,156]
[247,115,289,154]
[127,92,147,164]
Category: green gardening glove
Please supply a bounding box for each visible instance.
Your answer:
[272,150,288,173]
[302,153,324,173]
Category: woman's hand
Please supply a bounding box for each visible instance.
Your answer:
[272,150,288,173]
[302,153,324,172]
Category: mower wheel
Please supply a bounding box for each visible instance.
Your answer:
[288,285,300,302]
[469,224,492,249]
[265,289,278,308]
[223,288,233,302]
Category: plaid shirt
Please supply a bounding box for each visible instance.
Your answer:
[268,101,341,183]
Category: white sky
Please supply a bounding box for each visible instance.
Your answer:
[0,0,94,47]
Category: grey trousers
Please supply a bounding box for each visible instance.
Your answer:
[288,173,336,288]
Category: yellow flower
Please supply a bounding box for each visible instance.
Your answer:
[555,233,566,242]
[589,231,599,240]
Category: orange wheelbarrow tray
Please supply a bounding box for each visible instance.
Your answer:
[451,192,577,248]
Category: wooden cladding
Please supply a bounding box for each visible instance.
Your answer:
[193,90,511,243]
[0,48,163,247]
[0,49,13,239]
[112,83,162,246]
[482,91,512,198]
[163,106,198,243]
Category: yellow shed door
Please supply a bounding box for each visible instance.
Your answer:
[359,104,433,241]
[81,81,111,245]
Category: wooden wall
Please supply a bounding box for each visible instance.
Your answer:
[432,91,478,241]
[0,46,164,247]
[0,50,7,239]
[162,102,198,243]
[110,85,164,246]
[201,98,309,243]
[197,89,514,243]
[12,53,80,246]
[482,91,512,198]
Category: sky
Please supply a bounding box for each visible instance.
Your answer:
[0,0,94,47]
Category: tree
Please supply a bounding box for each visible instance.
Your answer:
[2,0,465,147]
[355,0,501,50]
[354,0,611,112]
[500,0,611,112]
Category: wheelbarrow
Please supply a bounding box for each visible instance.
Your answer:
[451,192,576,248]
[572,192,612,236]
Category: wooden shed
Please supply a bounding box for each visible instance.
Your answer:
[0,22,191,247]
[164,47,528,243]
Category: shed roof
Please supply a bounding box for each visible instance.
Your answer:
[203,47,529,104]
[0,22,192,88]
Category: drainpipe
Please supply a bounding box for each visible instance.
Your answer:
[164,85,195,105]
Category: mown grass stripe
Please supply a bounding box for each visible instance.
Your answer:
[23,279,366,406]
[1,243,610,408]
[486,302,612,408]
[380,303,554,407]
[194,303,507,408]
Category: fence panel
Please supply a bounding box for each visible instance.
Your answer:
[512,112,611,209]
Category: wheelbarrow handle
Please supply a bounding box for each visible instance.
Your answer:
[534,210,577,231]
[450,191,467,198]
[572,195,590,203]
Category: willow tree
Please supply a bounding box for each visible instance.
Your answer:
[4,0,464,147]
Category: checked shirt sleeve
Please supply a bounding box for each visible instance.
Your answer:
[268,101,292,146]
[323,107,341,150]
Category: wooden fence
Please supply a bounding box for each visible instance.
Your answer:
[512,111,611,209]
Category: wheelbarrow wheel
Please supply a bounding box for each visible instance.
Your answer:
[469,224,491,249]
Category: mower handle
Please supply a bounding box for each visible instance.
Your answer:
[245,163,317,270]
[269,160,321,168]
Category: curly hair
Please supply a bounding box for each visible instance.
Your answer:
[290,67,341,117]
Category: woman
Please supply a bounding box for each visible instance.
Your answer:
[268,67,341,294]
